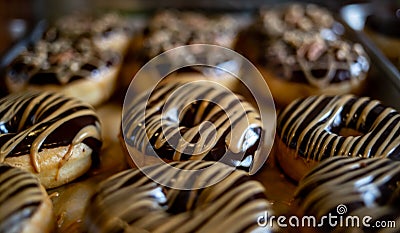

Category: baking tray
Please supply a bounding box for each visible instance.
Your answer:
[0,2,399,233]
[341,3,400,110]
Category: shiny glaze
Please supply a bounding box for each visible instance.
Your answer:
[0,164,46,232]
[85,160,273,233]
[257,3,369,87]
[0,91,102,172]
[295,156,400,232]
[6,33,119,91]
[277,95,400,161]
[123,81,263,172]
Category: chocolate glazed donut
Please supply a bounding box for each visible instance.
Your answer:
[0,164,54,233]
[276,95,400,181]
[122,81,264,174]
[295,156,400,233]
[84,160,273,233]
[0,91,102,188]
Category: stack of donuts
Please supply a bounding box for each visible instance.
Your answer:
[0,2,398,233]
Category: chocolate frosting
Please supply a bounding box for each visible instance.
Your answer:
[0,91,102,173]
[277,95,400,162]
[84,160,273,233]
[5,31,119,92]
[123,81,263,172]
[256,4,370,87]
[295,156,400,232]
[0,164,45,232]
[142,10,240,60]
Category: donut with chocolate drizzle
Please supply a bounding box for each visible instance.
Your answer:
[275,94,400,182]
[0,164,54,233]
[84,160,274,233]
[122,81,264,174]
[237,3,370,107]
[295,156,400,233]
[0,91,102,188]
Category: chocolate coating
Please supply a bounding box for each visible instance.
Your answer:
[277,95,400,162]
[123,81,264,173]
[0,91,102,172]
[141,10,241,60]
[254,4,369,87]
[295,156,400,232]
[0,164,48,233]
[5,34,119,91]
[84,160,273,233]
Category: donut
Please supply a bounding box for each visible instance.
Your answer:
[294,156,400,232]
[121,10,246,93]
[275,94,400,182]
[0,91,102,188]
[0,164,54,233]
[236,3,370,107]
[4,23,122,106]
[121,80,264,174]
[83,160,273,233]
[55,12,132,55]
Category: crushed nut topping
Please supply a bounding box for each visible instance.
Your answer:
[143,10,241,59]
[257,3,370,87]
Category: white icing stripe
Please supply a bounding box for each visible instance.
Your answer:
[0,165,44,231]
[123,81,263,171]
[0,91,101,173]
[277,95,400,161]
[295,157,400,228]
[85,161,272,233]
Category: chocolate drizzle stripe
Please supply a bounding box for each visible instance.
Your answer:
[0,165,43,230]
[0,91,101,173]
[295,157,400,227]
[123,82,263,171]
[277,95,400,161]
[85,161,271,233]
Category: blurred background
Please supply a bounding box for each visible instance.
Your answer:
[0,0,371,58]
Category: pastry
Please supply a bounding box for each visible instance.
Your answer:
[237,3,370,107]
[0,164,54,233]
[84,160,274,233]
[121,9,245,93]
[4,17,124,106]
[295,156,400,232]
[275,94,400,181]
[0,91,102,188]
[121,80,265,174]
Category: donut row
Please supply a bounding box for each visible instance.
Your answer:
[0,3,397,233]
